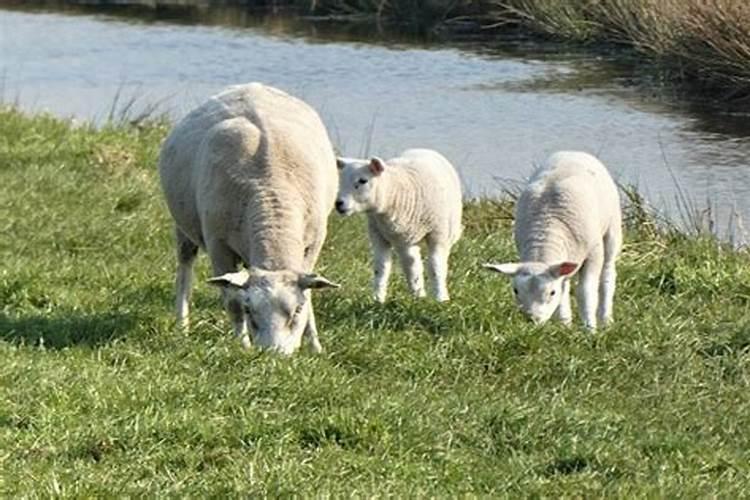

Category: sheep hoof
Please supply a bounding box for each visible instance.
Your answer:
[310,340,323,354]
[239,335,252,350]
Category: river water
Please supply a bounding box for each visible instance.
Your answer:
[2,6,750,242]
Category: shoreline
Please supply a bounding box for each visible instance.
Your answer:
[6,0,750,101]
[2,103,746,248]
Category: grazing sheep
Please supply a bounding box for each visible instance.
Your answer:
[158,82,340,355]
[335,149,463,302]
[483,151,622,329]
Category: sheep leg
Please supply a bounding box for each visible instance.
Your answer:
[368,223,393,303]
[577,247,604,330]
[427,240,451,302]
[175,227,199,329]
[207,241,250,348]
[302,295,323,353]
[554,278,573,325]
[397,245,426,298]
[598,224,622,326]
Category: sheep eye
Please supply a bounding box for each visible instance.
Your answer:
[288,304,305,327]
[357,178,368,185]
[550,290,556,297]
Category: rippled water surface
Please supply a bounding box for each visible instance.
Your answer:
[3,6,750,238]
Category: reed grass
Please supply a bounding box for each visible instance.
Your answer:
[489,0,750,98]
[17,0,750,96]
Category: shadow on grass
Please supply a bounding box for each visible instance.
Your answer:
[0,310,137,349]
[120,282,220,314]
[698,322,750,358]
[323,296,461,337]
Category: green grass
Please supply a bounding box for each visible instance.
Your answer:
[2,107,750,496]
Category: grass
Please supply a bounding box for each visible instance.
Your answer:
[487,0,750,99]
[2,106,750,496]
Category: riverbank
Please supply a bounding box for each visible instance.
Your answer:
[485,0,750,101]
[2,107,750,495]
[14,0,750,100]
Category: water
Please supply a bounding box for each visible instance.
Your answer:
[3,6,750,241]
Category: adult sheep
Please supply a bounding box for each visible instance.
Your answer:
[483,151,622,329]
[158,83,339,355]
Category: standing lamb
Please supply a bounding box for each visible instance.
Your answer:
[335,149,463,302]
[483,151,622,329]
[158,82,340,355]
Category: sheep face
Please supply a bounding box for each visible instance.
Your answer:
[483,261,577,324]
[335,156,385,215]
[209,269,339,354]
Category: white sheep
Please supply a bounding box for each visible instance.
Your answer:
[335,149,463,302]
[483,151,622,329]
[158,83,340,355]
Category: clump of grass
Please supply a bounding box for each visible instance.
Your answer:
[2,107,750,495]
[489,0,750,98]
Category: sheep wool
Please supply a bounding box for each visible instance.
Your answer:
[158,83,339,354]
[484,151,622,329]
[336,149,463,302]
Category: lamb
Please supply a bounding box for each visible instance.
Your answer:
[335,149,463,302]
[158,82,340,355]
[483,151,622,329]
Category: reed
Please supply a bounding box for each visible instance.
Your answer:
[489,0,750,97]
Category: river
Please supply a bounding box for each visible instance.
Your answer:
[2,5,750,243]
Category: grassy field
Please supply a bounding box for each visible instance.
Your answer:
[2,107,750,496]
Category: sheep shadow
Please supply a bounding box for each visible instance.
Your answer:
[120,282,222,314]
[0,310,137,349]
[320,294,461,338]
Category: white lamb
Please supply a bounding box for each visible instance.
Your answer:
[483,151,622,329]
[335,149,463,302]
[158,83,340,355]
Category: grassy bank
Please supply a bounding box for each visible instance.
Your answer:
[317,0,750,99]
[488,0,750,99]
[2,107,750,496]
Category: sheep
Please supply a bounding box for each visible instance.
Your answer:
[335,149,463,302]
[483,151,622,329]
[158,82,340,355]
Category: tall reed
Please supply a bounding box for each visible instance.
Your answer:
[489,0,750,97]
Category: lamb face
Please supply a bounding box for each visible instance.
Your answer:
[484,261,577,324]
[208,269,338,355]
[335,157,386,215]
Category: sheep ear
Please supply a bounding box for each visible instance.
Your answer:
[336,157,346,170]
[369,157,385,176]
[549,262,578,278]
[482,263,522,276]
[207,270,250,288]
[299,273,341,290]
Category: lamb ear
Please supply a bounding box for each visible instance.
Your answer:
[369,156,386,176]
[299,273,341,290]
[549,262,578,278]
[207,269,251,288]
[482,263,522,276]
[336,157,347,170]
